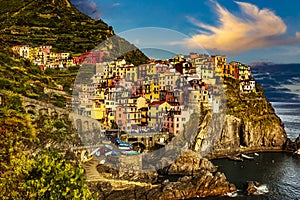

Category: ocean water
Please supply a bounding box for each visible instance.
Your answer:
[204,64,300,199]
[210,153,300,199]
[251,64,300,140]
[271,102,300,140]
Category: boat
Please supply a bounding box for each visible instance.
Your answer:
[81,150,94,162]
[118,142,131,150]
[254,184,269,195]
[99,159,105,164]
[102,139,111,144]
[228,155,243,161]
[254,153,259,156]
[119,150,140,156]
[105,144,113,150]
[89,148,100,157]
[104,150,118,156]
[118,146,131,150]
[241,154,254,160]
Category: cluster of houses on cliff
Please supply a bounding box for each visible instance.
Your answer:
[12,45,256,136]
[73,52,256,136]
[12,45,108,70]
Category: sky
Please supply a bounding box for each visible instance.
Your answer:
[71,0,300,64]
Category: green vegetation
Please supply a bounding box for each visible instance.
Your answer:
[0,0,112,53]
[0,48,65,101]
[224,77,278,124]
[23,151,93,200]
[0,0,148,102]
[0,90,92,199]
[0,0,148,63]
[0,1,149,199]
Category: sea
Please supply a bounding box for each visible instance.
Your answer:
[205,64,300,199]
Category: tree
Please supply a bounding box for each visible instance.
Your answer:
[0,91,94,200]
[0,91,36,200]
[22,151,93,200]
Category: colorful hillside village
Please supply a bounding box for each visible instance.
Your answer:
[12,45,256,149]
[72,52,256,140]
[12,45,108,70]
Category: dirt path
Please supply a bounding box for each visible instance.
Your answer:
[83,158,158,189]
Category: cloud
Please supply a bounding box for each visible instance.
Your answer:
[71,0,101,19]
[112,3,121,7]
[185,1,300,53]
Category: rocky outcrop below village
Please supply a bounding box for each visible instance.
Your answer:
[88,151,236,199]
[193,79,288,159]
[203,112,287,159]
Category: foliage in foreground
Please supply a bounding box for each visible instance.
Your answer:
[0,90,94,199]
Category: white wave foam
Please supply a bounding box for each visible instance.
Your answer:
[271,102,300,106]
[254,184,269,195]
[225,191,238,197]
[276,114,300,123]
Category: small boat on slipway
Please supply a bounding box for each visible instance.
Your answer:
[227,155,243,161]
[119,150,140,156]
[241,154,254,160]
[118,142,131,150]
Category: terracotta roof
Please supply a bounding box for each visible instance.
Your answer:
[150,101,164,106]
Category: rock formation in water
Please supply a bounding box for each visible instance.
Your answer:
[285,134,300,154]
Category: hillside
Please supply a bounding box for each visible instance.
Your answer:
[0,0,148,102]
[0,0,113,52]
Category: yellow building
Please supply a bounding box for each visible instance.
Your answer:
[150,82,160,100]
[91,101,106,121]
[136,96,146,108]
[123,65,137,82]
[159,101,171,112]
[211,55,227,76]
[94,89,106,101]
[146,64,157,75]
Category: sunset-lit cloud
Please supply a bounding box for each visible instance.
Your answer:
[185,1,300,53]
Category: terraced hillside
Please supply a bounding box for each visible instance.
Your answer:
[0,0,113,53]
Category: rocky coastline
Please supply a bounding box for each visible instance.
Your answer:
[86,81,299,199]
[87,124,298,200]
[87,151,236,200]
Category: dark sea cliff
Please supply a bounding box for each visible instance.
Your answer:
[204,64,300,199]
